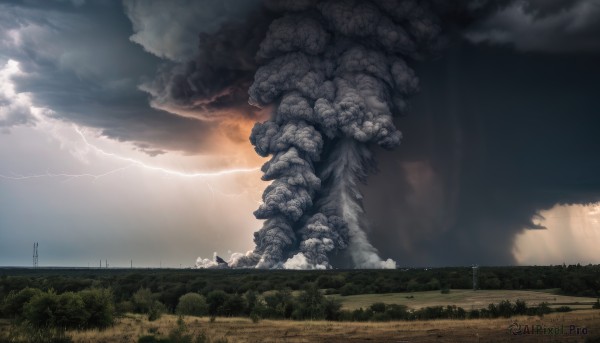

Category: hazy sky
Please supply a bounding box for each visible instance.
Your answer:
[1,0,599,267]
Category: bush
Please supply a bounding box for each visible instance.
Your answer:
[167,316,194,343]
[206,290,228,316]
[440,288,450,294]
[385,304,409,320]
[555,306,572,312]
[296,283,325,320]
[369,302,386,313]
[498,300,513,318]
[176,293,208,317]
[79,288,115,328]
[339,283,361,296]
[323,297,342,321]
[514,299,528,315]
[132,288,155,314]
[221,293,245,317]
[2,287,43,319]
[536,302,552,317]
[131,287,164,321]
[53,292,88,329]
[593,299,600,309]
[468,309,480,319]
[23,291,60,327]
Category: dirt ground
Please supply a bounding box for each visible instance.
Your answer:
[1,310,586,343]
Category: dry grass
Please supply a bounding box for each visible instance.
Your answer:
[330,289,599,310]
[55,310,600,343]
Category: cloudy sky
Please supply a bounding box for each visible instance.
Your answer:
[1,0,599,268]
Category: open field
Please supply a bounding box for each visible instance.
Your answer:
[3,311,598,343]
[331,289,599,311]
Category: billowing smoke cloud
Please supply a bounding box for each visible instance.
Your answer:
[224,0,444,269]
[132,0,599,268]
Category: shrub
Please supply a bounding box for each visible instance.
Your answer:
[206,290,228,316]
[339,283,361,296]
[53,292,88,329]
[296,283,325,320]
[23,291,60,327]
[498,300,513,318]
[555,306,572,312]
[323,297,342,321]
[536,302,552,317]
[593,299,600,309]
[369,302,386,313]
[514,299,528,315]
[221,293,245,317]
[132,288,154,314]
[79,288,115,328]
[167,316,194,343]
[147,301,165,322]
[176,293,208,317]
[2,287,43,319]
[385,304,409,320]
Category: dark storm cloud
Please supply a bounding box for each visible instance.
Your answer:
[3,0,598,268]
[0,1,217,154]
[123,0,278,143]
[123,0,263,62]
[465,0,600,53]
[137,7,270,122]
[364,43,600,266]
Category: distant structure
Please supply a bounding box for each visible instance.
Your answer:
[32,242,39,268]
[472,265,479,291]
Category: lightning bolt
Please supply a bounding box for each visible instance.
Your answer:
[0,126,261,182]
[0,166,133,182]
[72,127,260,178]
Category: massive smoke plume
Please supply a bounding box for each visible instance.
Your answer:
[146,0,600,269]
[220,0,444,269]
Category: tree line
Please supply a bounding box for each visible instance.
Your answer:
[1,264,598,310]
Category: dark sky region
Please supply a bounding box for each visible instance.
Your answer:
[0,0,599,268]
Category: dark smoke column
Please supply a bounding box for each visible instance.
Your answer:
[231,0,440,269]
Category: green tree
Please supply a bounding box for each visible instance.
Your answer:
[54,292,89,329]
[369,302,386,313]
[221,293,245,317]
[244,290,258,315]
[206,290,228,316]
[323,297,342,320]
[2,287,42,319]
[132,288,154,314]
[23,291,59,327]
[79,288,115,328]
[296,283,324,320]
[176,293,208,317]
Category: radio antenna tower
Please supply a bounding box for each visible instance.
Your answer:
[33,242,39,268]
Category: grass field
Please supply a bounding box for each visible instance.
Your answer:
[330,289,599,311]
[3,311,598,343]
